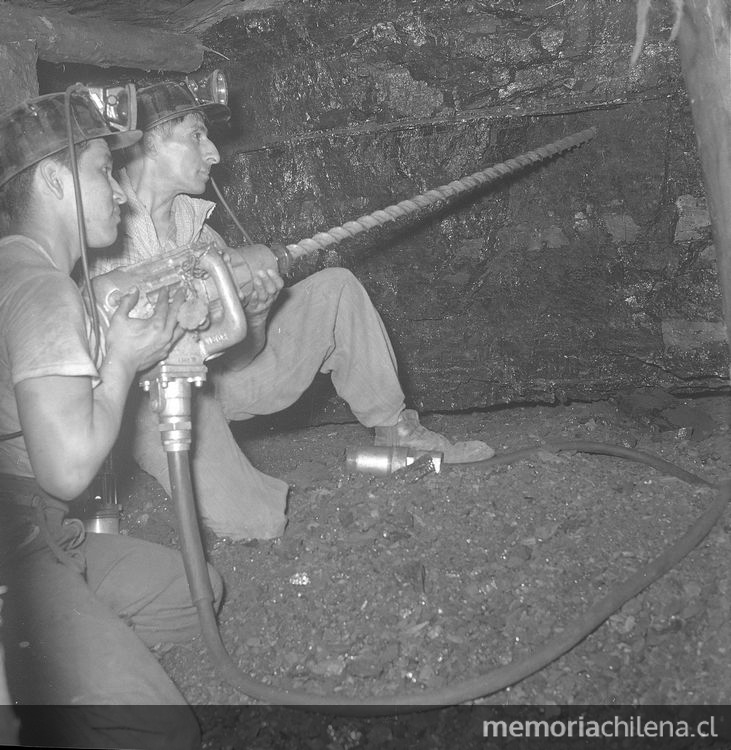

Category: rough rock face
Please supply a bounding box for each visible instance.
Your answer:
[197,0,726,413]
[29,0,727,411]
[0,40,38,109]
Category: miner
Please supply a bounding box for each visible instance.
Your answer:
[0,88,221,749]
[91,77,495,541]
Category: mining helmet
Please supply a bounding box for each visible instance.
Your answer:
[136,70,230,131]
[0,89,142,188]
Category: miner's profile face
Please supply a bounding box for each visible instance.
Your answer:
[71,138,127,248]
[151,113,220,196]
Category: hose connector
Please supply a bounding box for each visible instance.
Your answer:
[146,376,197,453]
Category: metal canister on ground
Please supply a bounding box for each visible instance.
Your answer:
[345,446,443,476]
[83,452,120,533]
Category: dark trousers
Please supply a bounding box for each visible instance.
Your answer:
[0,474,223,749]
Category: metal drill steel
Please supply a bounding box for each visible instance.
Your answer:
[95,127,597,378]
[282,127,598,267]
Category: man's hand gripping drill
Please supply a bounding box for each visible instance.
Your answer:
[92,240,278,451]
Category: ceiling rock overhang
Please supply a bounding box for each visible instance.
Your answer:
[0,0,284,71]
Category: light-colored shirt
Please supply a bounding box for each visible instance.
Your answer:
[91,168,226,276]
[0,236,101,477]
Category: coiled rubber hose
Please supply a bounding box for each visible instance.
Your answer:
[168,440,730,712]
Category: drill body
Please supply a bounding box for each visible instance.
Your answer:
[92,241,253,377]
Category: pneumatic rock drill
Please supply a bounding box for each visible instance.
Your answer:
[91,125,597,458]
[94,126,598,388]
[87,125,597,552]
[90,127,603,704]
[84,127,731,711]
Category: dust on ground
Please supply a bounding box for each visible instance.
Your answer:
[110,391,731,748]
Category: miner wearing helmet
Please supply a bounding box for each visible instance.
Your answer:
[0,89,221,749]
[92,75,495,542]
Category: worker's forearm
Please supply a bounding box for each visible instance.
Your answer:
[88,349,140,451]
[18,289,183,500]
[59,355,138,497]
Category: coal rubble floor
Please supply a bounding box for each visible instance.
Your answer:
[113,394,731,749]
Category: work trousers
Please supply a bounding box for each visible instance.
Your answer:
[0,475,223,750]
[131,268,407,540]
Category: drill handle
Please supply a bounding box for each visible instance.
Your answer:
[269,243,293,275]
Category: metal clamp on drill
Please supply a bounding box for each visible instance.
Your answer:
[92,240,251,454]
[94,241,248,371]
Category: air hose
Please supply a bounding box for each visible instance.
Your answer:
[165,126,727,709]
[167,437,730,711]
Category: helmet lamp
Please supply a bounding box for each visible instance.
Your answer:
[134,72,231,132]
[186,69,228,108]
[87,83,138,133]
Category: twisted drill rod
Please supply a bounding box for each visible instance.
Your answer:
[277,126,597,278]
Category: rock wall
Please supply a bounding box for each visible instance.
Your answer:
[0,40,38,108]
[200,0,726,412]
[36,0,726,413]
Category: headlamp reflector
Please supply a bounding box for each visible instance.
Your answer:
[186,69,229,107]
[87,83,138,132]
